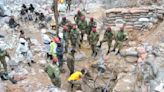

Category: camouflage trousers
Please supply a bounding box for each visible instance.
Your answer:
[0,57,7,72]
[100,39,112,50]
[113,41,123,51]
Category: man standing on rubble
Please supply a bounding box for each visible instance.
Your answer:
[66,49,76,75]
[16,38,35,66]
[74,10,84,26]
[45,59,61,87]
[112,26,127,55]
[70,25,80,49]
[87,17,96,44]
[89,28,99,57]
[0,48,11,73]
[99,26,113,55]
[63,26,70,53]
[78,16,88,43]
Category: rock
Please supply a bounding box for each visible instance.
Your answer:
[138,18,150,22]
[124,64,136,72]
[125,56,138,63]
[120,47,138,57]
[128,41,137,47]
[155,83,164,92]
[75,51,86,61]
[155,57,164,69]
[147,23,153,29]
[137,46,146,54]
[39,60,47,65]
[157,14,163,20]
[113,73,136,92]
[150,17,158,24]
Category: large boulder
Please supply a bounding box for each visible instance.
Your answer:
[113,73,136,92]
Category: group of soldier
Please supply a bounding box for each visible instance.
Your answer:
[60,10,127,57]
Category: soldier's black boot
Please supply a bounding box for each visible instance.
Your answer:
[98,43,102,48]
[91,51,94,56]
[94,52,97,57]
[112,49,115,52]
[116,51,120,55]
[27,62,31,66]
[79,44,81,48]
[31,60,35,63]
[106,50,110,55]
[80,39,83,43]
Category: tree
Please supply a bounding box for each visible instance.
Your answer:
[52,0,59,35]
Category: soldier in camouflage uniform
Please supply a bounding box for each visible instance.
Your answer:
[66,49,76,75]
[0,48,11,72]
[89,28,99,57]
[70,25,80,49]
[78,16,87,43]
[44,61,61,87]
[63,26,70,53]
[74,10,83,26]
[112,27,127,55]
[60,17,69,27]
[67,22,73,32]
[99,27,113,55]
[87,17,97,44]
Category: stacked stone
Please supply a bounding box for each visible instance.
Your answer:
[105,7,164,31]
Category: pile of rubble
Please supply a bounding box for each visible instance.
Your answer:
[106,42,164,92]
[104,7,164,31]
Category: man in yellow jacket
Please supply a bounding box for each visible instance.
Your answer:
[50,37,60,59]
[68,69,85,91]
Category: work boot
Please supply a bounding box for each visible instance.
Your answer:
[112,49,115,52]
[79,44,81,48]
[91,51,94,56]
[94,52,97,57]
[98,44,102,48]
[116,51,120,55]
[80,39,83,43]
[27,62,31,66]
[31,60,36,63]
[106,50,110,55]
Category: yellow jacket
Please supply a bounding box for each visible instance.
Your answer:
[50,42,57,57]
[68,71,82,81]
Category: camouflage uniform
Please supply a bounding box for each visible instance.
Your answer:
[60,17,69,27]
[0,49,10,72]
[89,30,99,56]
[78,19,87,43]
[88,20,96,35]
[113,30,126,54]
[45,63,61,87]
[74,11,83,26]
[63,29,70,53]
[99,29,113,54]
[70,28,80,48]
[66,50,76,75]
[87,20,96,44]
